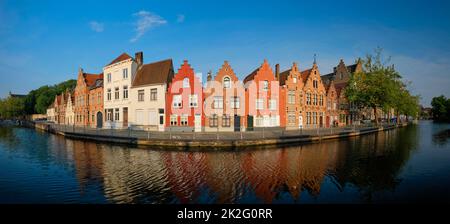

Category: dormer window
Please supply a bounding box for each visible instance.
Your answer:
[223,77,231,88]
[183,78,190,88]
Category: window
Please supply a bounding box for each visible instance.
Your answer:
[223,77,231,88]
[262,80,269,91]
[288,90,295,104]
[123,68,128,79]
[288,112,296,124]
[313,94,317,105]
[230,97,240,109]
[222,115,230,127]
[183,78,190,88]
[107,109,113,121]
[115,87,119,100]
[98,92,101,103]
[213,96,223,109]
[333,102,337,110]
[92,114,95,122]
[306,112,310,125]
[306,93,311,105]
[256,99,264,110]
[150,88,157,101]
[107,73,111,83]
[327,100,331,110]
[209,114,218,127]
[107,89,111,101]
[189,94,198,107]
[138,90,144,102]
[320,95,323,106]
[114,108,119,121]
[269,99,277,110]
[173,95,182,108]
[313,112,317,125]
[170,115,178,126]
[293,77,297,83]
[181,115,188,126]
[123,86,128,99]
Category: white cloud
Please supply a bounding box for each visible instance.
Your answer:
[89,21,104,32]
[130,10,167,43]
[177,14,185,23]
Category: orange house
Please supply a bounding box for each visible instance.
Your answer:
[243,60,282,130]
[74,68,103,127]
[165,60,204,132]
[301,62,327,128]
[278,62,304,129]
[324,79,339,127]
[88,76,104,128]
[204,61,245,132]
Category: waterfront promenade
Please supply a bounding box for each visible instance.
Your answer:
[32,121,406,149]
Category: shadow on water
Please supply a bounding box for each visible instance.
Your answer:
[433,129,450,146]
[0,124,434,204]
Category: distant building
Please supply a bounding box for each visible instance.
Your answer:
[65,91,75,125]
[8,91,26,99]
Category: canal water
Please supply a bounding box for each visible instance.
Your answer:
[0,121,449,204]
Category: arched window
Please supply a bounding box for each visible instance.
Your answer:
[223,77,231,88]
[183,78,190,88]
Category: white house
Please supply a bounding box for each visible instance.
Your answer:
[65,92,75,125]
[129,58,174,131]
[103,52,141,129]
[46,104,55,123]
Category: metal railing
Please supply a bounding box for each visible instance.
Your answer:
[42,121,399,142]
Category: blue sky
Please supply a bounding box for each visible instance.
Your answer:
[1,0,449,106]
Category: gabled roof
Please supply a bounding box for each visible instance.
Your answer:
[84,73,103,87]
[300,69,312,83]
[132,59,174,87]
[243,67,260,84]
[278,69,291,86]
[107,53,133,66]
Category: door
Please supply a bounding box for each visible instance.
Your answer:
[136,110,144,125]
[123,107,128,127]
[247,116,254,131]
[96,112,103,128]
[326,116,330,128]
[194,114,201,132]
[148,110,158,126]
[234,115,241,132]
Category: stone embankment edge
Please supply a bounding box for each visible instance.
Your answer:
[31,122,408,150]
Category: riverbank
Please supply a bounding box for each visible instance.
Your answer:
[24,121,410,150]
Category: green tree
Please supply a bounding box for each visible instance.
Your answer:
[431,95,449,122]
[0,96,26,119]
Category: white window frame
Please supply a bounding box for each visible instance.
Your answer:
[189,94,198,108]
[173,95,182,108]
[256,99,264,110]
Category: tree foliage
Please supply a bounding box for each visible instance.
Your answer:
[431,95,450,122]
[345,48,420,124]
[1,79,76,119]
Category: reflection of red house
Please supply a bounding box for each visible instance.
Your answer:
[165,60,204,132]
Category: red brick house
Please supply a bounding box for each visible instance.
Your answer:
[165,60,204,132]
[278,62,305,129]
[301,62,327,128]
[204,61,245,132]
[324,79,339,127]
[88,75,104,128]
[74,68,103,127]
[243,60,281,130]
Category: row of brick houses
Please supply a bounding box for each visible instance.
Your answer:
[47,51,363,131]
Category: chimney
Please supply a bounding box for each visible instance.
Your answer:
[135,51,143,66]
[207,70,212,82]
[275,64,280,81]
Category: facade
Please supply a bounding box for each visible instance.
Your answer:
[279,63,305,130]
[103,52,140,129]
[56,92,67,124]
[321,59,363,125]
[301,62,327,128]
[243,60,281,129]
[88,77,104,128]
[46,103,56,123]
[74,68,103,127]
[129,58,174,131]
[204,61,245,132]
[65,91,75,125]
[165,60,204,132]
[324,80,339,127]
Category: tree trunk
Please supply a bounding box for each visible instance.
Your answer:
[373,106,378,125]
